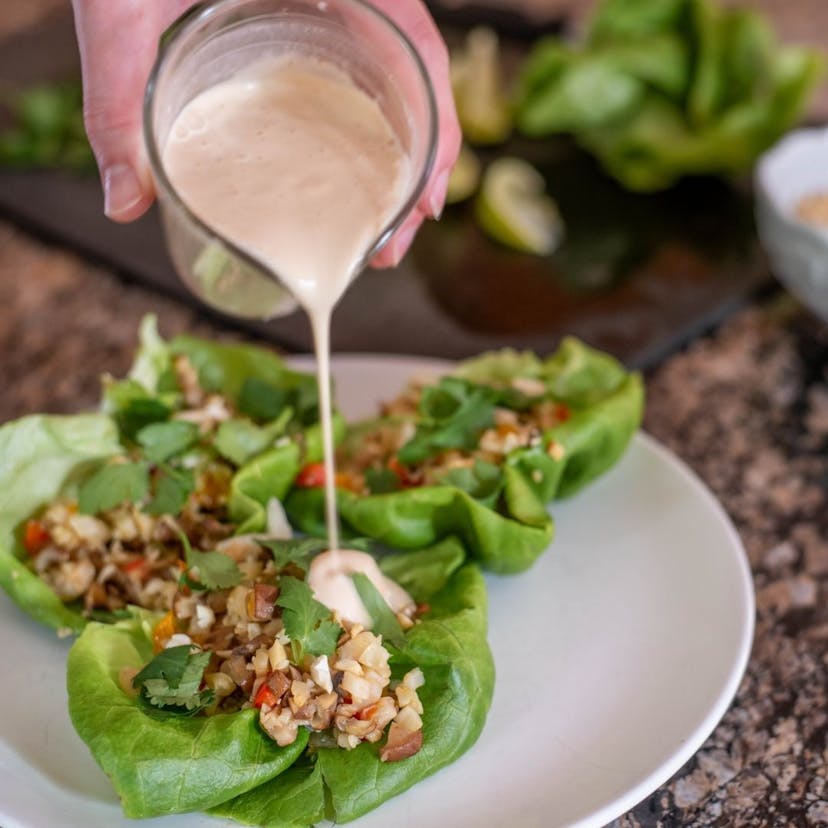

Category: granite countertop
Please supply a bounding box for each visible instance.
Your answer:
[3,2,828,826]
[3,213,828,826]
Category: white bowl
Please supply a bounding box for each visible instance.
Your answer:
[755,127,828,324]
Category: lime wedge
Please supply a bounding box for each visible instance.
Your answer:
[475,157,563,255]
[446,144,482,204]
[451,27,512,146]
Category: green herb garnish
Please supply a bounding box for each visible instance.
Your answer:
[179,530,242,590]
[351,573,407,649]
[276,576,342,662]
[238,377,288,421]
[397,377,497,465]
[132,645,213,714]
[146,466,195,516]
[78,462,149,515]
[137,421,200,464]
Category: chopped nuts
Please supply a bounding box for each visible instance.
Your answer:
[310,655,333,693]
[547,440,565,461]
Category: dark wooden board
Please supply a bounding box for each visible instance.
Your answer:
[0,10,771,369]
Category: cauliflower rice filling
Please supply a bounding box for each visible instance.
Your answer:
[332,377,570,495]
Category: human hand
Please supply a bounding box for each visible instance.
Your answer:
[364,0,461,268]
[71,0,193,223]
[71,0,459,267]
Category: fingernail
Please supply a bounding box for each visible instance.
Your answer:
[429,168,451,220]
[390,225,418,266]
[103,163,144,219]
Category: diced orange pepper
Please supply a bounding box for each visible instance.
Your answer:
[334,471,359,492]
[22,520,50,555]
[152,611,178,652]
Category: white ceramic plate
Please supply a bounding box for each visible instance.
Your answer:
[0,355,754,828]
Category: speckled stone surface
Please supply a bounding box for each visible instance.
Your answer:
[4,1,828,824]
[615,302,828,828]
[2,216,828,826]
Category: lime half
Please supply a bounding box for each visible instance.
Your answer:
[451,27,512,146]
[446,144,482,204]
[475,157,564,255]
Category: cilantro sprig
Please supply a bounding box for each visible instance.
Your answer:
[78,462,150,515]
[179,531,242,591]
[397,377,497,465]
[260,537,371,572]
[147,466,195,516]
[351,573,407,650]
[276,576,342,663]
[136,421,200,464]
[132,645,213,715]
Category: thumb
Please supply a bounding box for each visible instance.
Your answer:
[72,0,175,222]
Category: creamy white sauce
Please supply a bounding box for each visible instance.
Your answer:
[308,549,413,628]
[163,56,411,615]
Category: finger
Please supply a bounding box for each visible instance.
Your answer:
[369,206,427,269]
[374,0,460,223]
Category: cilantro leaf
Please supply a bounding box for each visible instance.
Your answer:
[147,466,195,516]
[238,375,320,426]
[104,378,173,442]
[132,645,213,714]
[238,378,287,421]
[276,576,341,662]
[213,410,292,466]
[260,537,372,572]
[180,531,242,590]
[397,378,497,465]
[78,462,150,514]
[365,467,401,494]
[260,537,330,572]
[351,573,407,650]
[305,619,343,659]
[137,421,200,464]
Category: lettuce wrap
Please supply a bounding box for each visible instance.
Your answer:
[0,317,338,632]
[287,338,644,574]
[67,543,494,825]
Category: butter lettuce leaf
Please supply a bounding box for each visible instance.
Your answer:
[517,0,824,191]
[67,612,308,818]
[0,413,122,632]
[288,339,643,574]
[65,555,492,826]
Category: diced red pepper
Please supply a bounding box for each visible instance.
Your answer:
[123,558,150,578]
[388,457,421,488]
[356,703,379,721]
[254,682,279,709]
[554,403,570,423]
[295,462,326,488]
[22,520,50,555]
